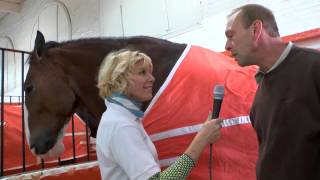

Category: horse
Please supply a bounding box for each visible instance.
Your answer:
[25,31,258,179]
[24,31,186,157]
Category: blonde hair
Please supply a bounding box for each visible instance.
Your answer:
[97,49,152,98]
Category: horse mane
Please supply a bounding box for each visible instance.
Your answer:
[46,41,61,49]
[28,35,182,62]
[58,36,179,48]
[27,36,181,64]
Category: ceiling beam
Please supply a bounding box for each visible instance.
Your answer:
[0,1,20,13]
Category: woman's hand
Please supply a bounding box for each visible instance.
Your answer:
[184,112,223,162]
[199,112,222,144]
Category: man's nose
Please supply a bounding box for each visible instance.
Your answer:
[225,40,232,51]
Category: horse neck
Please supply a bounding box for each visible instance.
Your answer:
[56,38,186,136]
[57,44,109,137]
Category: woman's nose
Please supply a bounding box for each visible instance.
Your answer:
[148,73,155,82]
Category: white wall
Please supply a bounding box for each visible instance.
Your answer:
[101,0,320,51]
[0,0,100,51]
[0,0,100,96]
[100,0,201,37]
[1,0,320,51]
[169,0,320,51]
[295,37,320,49]
[0,36,17,93]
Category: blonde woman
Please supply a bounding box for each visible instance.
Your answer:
[96,49,222,180]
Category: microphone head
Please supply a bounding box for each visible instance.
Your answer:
[213,85,224,100]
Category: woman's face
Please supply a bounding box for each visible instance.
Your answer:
[125,60,155,102]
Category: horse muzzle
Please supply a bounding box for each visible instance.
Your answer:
[29,135,65,159]
[30,135,56,154]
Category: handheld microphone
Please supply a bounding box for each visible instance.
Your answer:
[209,84,224,180]
[212,85,225,119]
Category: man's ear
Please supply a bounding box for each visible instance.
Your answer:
[252,20,263,42]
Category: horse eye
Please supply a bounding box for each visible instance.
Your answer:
[24,85,34,95]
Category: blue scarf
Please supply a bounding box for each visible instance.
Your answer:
[106,93,144,118]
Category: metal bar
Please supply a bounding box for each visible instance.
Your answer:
[0,47,30,54]
[21,53,26,172]
[85,115,90,161]
[1,50,5,176]
[41,159,45,169]
[71,115,76,163]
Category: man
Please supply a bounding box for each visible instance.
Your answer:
[225,4,320,180]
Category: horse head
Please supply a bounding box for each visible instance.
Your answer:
[24,31,77,158]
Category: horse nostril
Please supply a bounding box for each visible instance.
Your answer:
[31,137,56,155]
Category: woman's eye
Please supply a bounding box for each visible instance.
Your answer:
[139,70,146,75]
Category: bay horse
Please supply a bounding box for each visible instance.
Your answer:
[24,31,186,157]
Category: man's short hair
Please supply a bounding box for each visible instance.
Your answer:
[229,4,280,37]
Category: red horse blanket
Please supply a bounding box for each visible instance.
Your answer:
[143,45,259,180]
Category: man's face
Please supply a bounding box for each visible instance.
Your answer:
[225,11,254,66]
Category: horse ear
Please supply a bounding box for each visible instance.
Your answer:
[34,31,45,58]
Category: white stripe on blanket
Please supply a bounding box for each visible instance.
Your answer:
[150,115,251,142]
[144,44,192,116]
